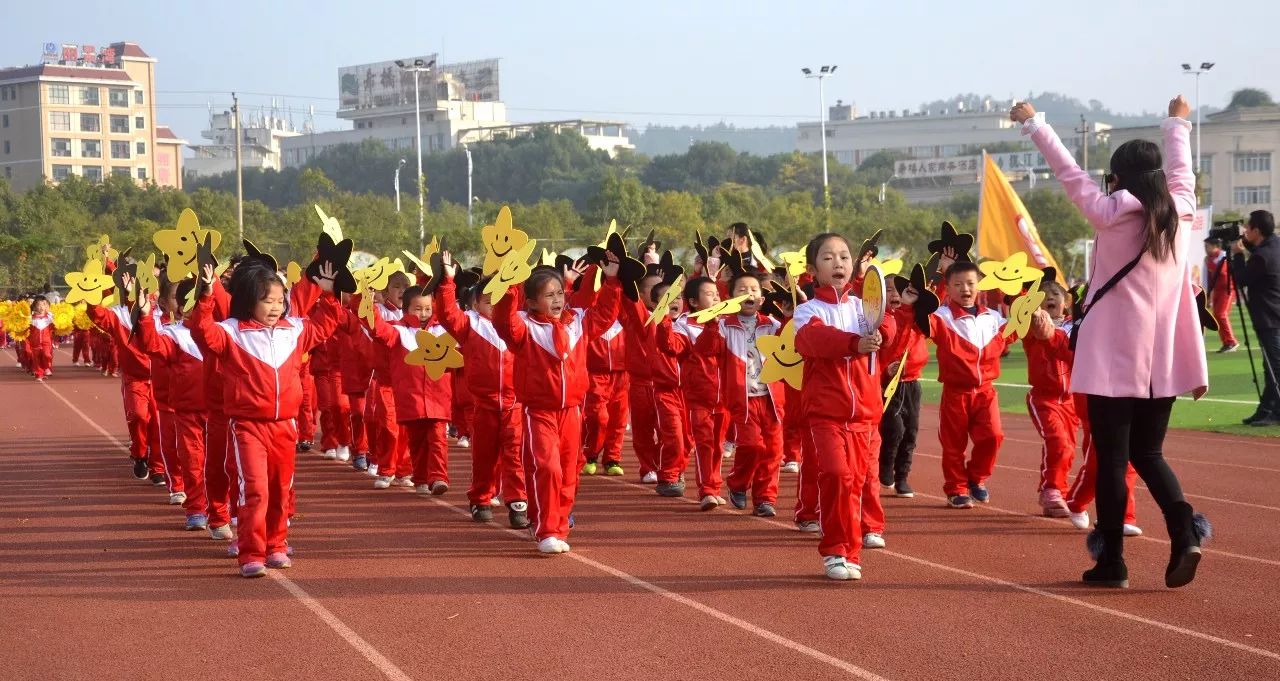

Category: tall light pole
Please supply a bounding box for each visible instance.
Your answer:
[394,158,405,213]
[463,143,474,228]
[396,58,435,252]
[802,65,837,224]
[231,92,244,244]
[1182,61,1215,173]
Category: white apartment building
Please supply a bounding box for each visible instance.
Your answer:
[185,107,305,179]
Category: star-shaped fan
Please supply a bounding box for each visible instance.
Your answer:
[1196,288,1218,332]
[1003,280,1046,340]
[905,263,940,338]
[721,249,749,278]
[307,231,357,294]
[64,259,114,306]
[749,229,775,271]
[756,319,804,390]
[404,329,465,380]
[314,204,344,243]
[242,239,279,272]
[646,250,684,287]
[646,274,685,326]
[153,208,221,282]
[1004,266,1058,306]
[858,229,884,262]
[694,230,724,266]
[598,232,647,302]
[760,280,794,319]
[482,239,539,305]
[691,294,752,324]
[85,234,119,263]
[927,221,974,263]
[924,251,943,284]
[110,248,136,303]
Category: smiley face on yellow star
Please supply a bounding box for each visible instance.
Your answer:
[64,259,114,305]
[978,252,1043,296]
[1003,281,1046,339]
[153,209,222,282]
[691,294,752,324]
[756,319,804,390]
[481,206,531,275]
[404,329,465,380]
[482,239,538,304]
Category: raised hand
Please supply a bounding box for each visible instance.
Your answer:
[564,259,589,284]
[602,256,620,279]
[939,247,957,275]
[314,261,337,293]
[1169,94,1191,119]
[1010,101,1036,124]
[442,250,457,278]
[1031,308,1054,340]
[643,245,660,266]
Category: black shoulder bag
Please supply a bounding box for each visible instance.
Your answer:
[1069,248,1145,351]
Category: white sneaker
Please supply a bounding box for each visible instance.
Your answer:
[1123,523,1143,537]
[415,484,432,495]
[373,476,393,489]
[1068,510,1090,530]
[394,476,415,488]
[781,461,799,473]
[336,446,351,462]
[367,463,379,477]
[862,532,886,549]
[556,539,571,553]
[722,442,736,459]
[489,496,502,507]
[457,436,471,448]
[823,556,861,581]
[641,471,658,484]
[322,449,338,460]
[209,524,233,540]
[795,520,821,533]
[168,492,186,505]
[538,537,567,554]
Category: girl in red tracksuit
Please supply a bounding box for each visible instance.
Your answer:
[137,277,208,531]
[337,297,374,473]
[72,324,91,366]
[435,263,529,528]
[694,271,786,517]
[572,272,630,477]
[793,234,894,581]
[27,297,54,381]
[311,337,353,462]
[187,276,238,545]
[623,271,664,484]
[494,262,621,554]
[366,286,454,496]
[135,297,187,506]
[365,279,414,488]
[656,276,725,510]
[190,260,340,578]
[631,279,689,498]
[879,281,926,499]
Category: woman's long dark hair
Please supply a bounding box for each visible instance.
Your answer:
[1110,140,1179,260]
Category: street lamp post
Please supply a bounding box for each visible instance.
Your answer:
[802,65,837,224]
[1181,61,1215,173]
[463,143,474,228]
[396,58,435,252]
[394,158,405,213]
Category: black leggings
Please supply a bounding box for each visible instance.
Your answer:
[1086,395,1186,532]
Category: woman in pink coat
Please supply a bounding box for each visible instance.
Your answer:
[1013,95,1211,590]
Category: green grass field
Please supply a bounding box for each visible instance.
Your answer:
[917,328,1279,438]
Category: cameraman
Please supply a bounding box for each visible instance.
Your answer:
[1230,209,1280,426]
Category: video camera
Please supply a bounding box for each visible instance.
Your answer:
[1209,219,1244,243]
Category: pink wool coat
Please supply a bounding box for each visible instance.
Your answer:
[1026,116,1208,399]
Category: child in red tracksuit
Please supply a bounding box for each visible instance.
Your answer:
[136,299,188,506]
[435,261,529,528]
[573,271,630,477]
[657,277,726,511]
[310,337,352,462]
[878,282,926,499]
[366,276,414,488]
[72,325,91,366]
[633,278,689,498]
[494,262,621,554]
[337,299,374,473]
[622,269,664,484]
[367,285,453,496]
[137,277,208,531]
[793,233,893,581]
[27,296,54,381]
[694,271,786,517]
[190,260,340,578]
[898,258,1009,508]
[188,276,238,546]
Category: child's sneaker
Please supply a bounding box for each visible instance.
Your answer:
[538,537,567,554]
[490,496,502,507]
[185,514,209,531]
[352,454,368,471]
[298,441,314,453]
[753,503,776,518]
[470,504,493,522]
[781,461,799,473]
[968,481,990,503]
[1123,523,1143,537]
[862,532,886,549]
[641,471,658,484]
[1069,510,1090,529]
[209,524,233,540]
[508,501,530,529]
[430,480,448,495]
[556,539,571,553]
[240,562,267,578]
[1040,489,1071,518]
[699,495,721,511]
[795,520,820,533]
[581,461,598,475]
[948,494,974,509]
[131,457,149,480]
[321,448,338,460]
[655,480,685,497]
[894,478,914,498]
[394,476,415,488]
[604,463,624,476]
[337,446,351,462]
[266,552,291,569]
[728,490,748,510]
[823,556,861,581]
[227,542,240,558]
[457,436,470,448]
[722,442,736,459]
[168,491,187,505]
[373,476,393,489]
[367,463,379,477]
[149,473,167,487]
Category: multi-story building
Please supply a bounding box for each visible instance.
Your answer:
[0,42,184,191]
[1108,106,1280,215]
[185,107,306,180]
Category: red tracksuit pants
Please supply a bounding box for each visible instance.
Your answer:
[783,385,804,464]
[628,381,660,478]
[581,372,629,466]
[795,426,819,523]
[861,429,885,535]
[470,403,526,505]
[654,388,689,484]
[1213,291,1236,346]
[204,412,238,528]
[230,418,296,566]
[346,392,370,455]
[688,405,726,498]
[938,385,1004,496]
[156,410,185,494]
[122,379,164,476]
[726,395,783,506]
[405,418,449,486]
[1065,397,1138,523]
[523,406,583,542]
[315,371,351,451]
[72,329,89,363]
[1027,394,1077,493]
[170,411,207,517]
[297,369,317,442]
[372,383,410,478]
[811,420,876,565]
[30,346,51,379]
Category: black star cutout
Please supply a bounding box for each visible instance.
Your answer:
[242,239,279,272]
[927,221,974,263]
[306,232,356,294]
[908,263,940,338]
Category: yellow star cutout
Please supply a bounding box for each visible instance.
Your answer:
[64,258,114,305]
[691,294,752,324]
[404,329,465,380]
[756,319,804,390]
[483,239,538,305]
[153,208,222,282]
[481,206,530,275]
[978,252,1043,296]
[314,205,344,243]
[84,235,119,263]
[1003,281,1046,339]
[647,274,685,326]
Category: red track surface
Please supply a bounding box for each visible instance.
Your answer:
[3,347,1279,680]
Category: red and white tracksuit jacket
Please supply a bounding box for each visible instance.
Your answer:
[188,290,340,566]
[138,308,185,495]
[625,300,689,485]
[27,314,54,379]
[493,278,621,543]
[435,277,526,506]
[581,319,629,467]
[138,313,208,518]
[369,307,454,487]
[794,284,896,564]
[188,278,237,529]
[88,302,160,471]
[338,309,374,456]
[344,298,410,478]
[658,313,725,498]
[694,313,786,505]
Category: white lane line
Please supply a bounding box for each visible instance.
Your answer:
[590,474,1280,662]
[44,381,416,681]
[424,496,888,681]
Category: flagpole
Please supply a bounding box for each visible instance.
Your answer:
[975,150,987,260]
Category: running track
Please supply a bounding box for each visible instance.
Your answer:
[2,346,1279,680]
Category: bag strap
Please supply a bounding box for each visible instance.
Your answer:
[1082,247,1145,316]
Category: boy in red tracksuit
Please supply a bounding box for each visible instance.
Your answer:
[494,263,621,554]
[632,279,689,498]
[367,286,454,496]
[137,278,209,531]
[621,271,664,483]
[311,337,353,462]
[657,277,727,511]
[135,302,187,506]
[355,277,414,488]
[338,302,374,473]
[898,258,1009,508]
[190,260,340,578]
[572,272,630,477]
[694,271,786,517]
[27,297,54,381]
[879,281,926,499]
[188,277,238,545]
[72,325,91,366]
[435,264,529,528]
[794,233,894,581]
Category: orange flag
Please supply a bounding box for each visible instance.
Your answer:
[977,152,1064,283]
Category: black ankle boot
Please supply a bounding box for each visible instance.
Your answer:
[1082,529,1128,588]
[1165,502,1211,588]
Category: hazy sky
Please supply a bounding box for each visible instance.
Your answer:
[5,0,1277,143]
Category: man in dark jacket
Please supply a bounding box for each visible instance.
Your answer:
[1231,210,1280,426]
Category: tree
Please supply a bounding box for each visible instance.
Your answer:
[1228,88,1275,109]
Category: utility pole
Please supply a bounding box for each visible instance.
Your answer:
[232,92,244,245]
[1075,115,1089,174]
[802,65,838,227]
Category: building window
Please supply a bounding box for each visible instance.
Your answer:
[1235,153,1271,173]
[110,141,130,159]
[52,164,72,181]
[51,138,72,157]
[111,166,131,177]
[135,116,145,129]
[80,87,100,106]
[1201,155,1213,176]
[108,88,129,107]
[1234,185,1271,205]
[1,114,7,128]
[135,141,146,156]
[48,111,70,131]
[83,166,102,182]
[80,113,100,132]
[4,166,10,178]
[109,115,129,133]
[134,90,144,105]
[3,141,9,154]
[48,85,70,104]
[1203,188,1213,206]
[137,167,147,180]
[82,140,102,158]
